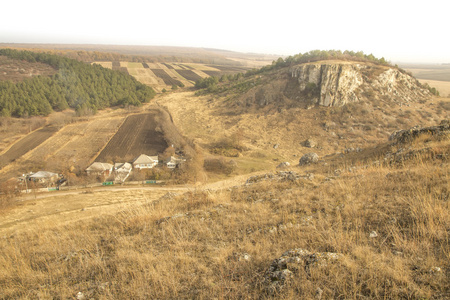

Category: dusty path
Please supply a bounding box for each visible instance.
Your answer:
[0,174,252,236]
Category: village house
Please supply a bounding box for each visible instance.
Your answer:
[164,156,185,169]
[85,162,114,176]
[27,171,61,187]
[132,154,159,170]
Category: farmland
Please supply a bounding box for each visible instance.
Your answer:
[0,116,125,180]
[0,125,59,169]
[150,68,183,87]
[95,110,169,162]
[91,61,253,91]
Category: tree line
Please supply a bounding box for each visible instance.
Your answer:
[0,49,156,117]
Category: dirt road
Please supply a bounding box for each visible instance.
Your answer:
[0,175,251,236]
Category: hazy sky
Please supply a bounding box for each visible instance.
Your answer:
[1,0,448,63]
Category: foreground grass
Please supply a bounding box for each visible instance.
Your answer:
[0,141,448,299]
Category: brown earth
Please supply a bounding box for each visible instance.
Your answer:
[95,110,169,162]
[0,125,59,169]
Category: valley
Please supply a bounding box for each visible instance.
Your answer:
[0,48,448,299]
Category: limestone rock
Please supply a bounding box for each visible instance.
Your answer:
[290,63,363,106]
[277,162,290,168]
[264,248,343,293]
[289,62,430,107]
[299,153,319,165]
[304,138,317,148]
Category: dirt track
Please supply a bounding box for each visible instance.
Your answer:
[0,126,59,169]
[0,174,252,236]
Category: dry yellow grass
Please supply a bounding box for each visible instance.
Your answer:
[0,136,448,298]
[91,62,112,69]
[419,80,450,97]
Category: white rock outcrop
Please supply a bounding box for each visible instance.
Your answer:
[289,62,430,107]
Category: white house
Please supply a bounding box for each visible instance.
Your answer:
[164,156,185,169]
[132,154,159,170]
[28,171,59,184]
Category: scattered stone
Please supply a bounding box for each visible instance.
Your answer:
[369,231,378,238]
[344,147,362,154]
[277,162,290,168]
[264,248,343,293]
[315,287,323,300]
[273,144,280,149]
[160,192,179,201]
[323,121,336,131]
[229,252,252,262]
[246,171,299,185]
[299,153,319,166]
[430,266,442,273]
[304,139,317,148]
[389,121,449,144]
[76,292,85,300]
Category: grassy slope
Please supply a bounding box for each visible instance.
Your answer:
[0,58,449,298]
[0,129,448,299]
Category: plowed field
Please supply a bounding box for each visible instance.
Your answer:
[0,126,59,169]
[176,69,203,82]
[96,110,168,161]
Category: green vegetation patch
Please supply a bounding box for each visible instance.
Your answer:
[0,49,156,117]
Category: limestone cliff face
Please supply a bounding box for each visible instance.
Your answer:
[287,62,430,107]
[239,61,431,109]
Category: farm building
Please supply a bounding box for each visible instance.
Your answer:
[132,154,159,169]
[86,162,114,176]
[164,156,186,169]
[28,171,60,185]
[114,162,132,182]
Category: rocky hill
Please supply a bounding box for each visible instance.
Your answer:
[236,61,431,108]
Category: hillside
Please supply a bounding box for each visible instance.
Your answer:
[0,49,156,117]
[195,59,432,110]
[0,121,448,299]
[0,48,448,298]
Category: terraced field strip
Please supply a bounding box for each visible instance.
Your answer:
[0,126,59,169]
[92,62,113,69]
[127,62,143,68]
[162,63,175,69]
[9,117,125,172]
[175,69,203,82]
[150,69,182,86]
[202,70,221,77]
[96,111,168,161]
[191,70,210,78]
[184,63,221,71]
[164,68,189,85]
[133,68,163,85]
[206,65,249,74]
[144,62,163,69]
